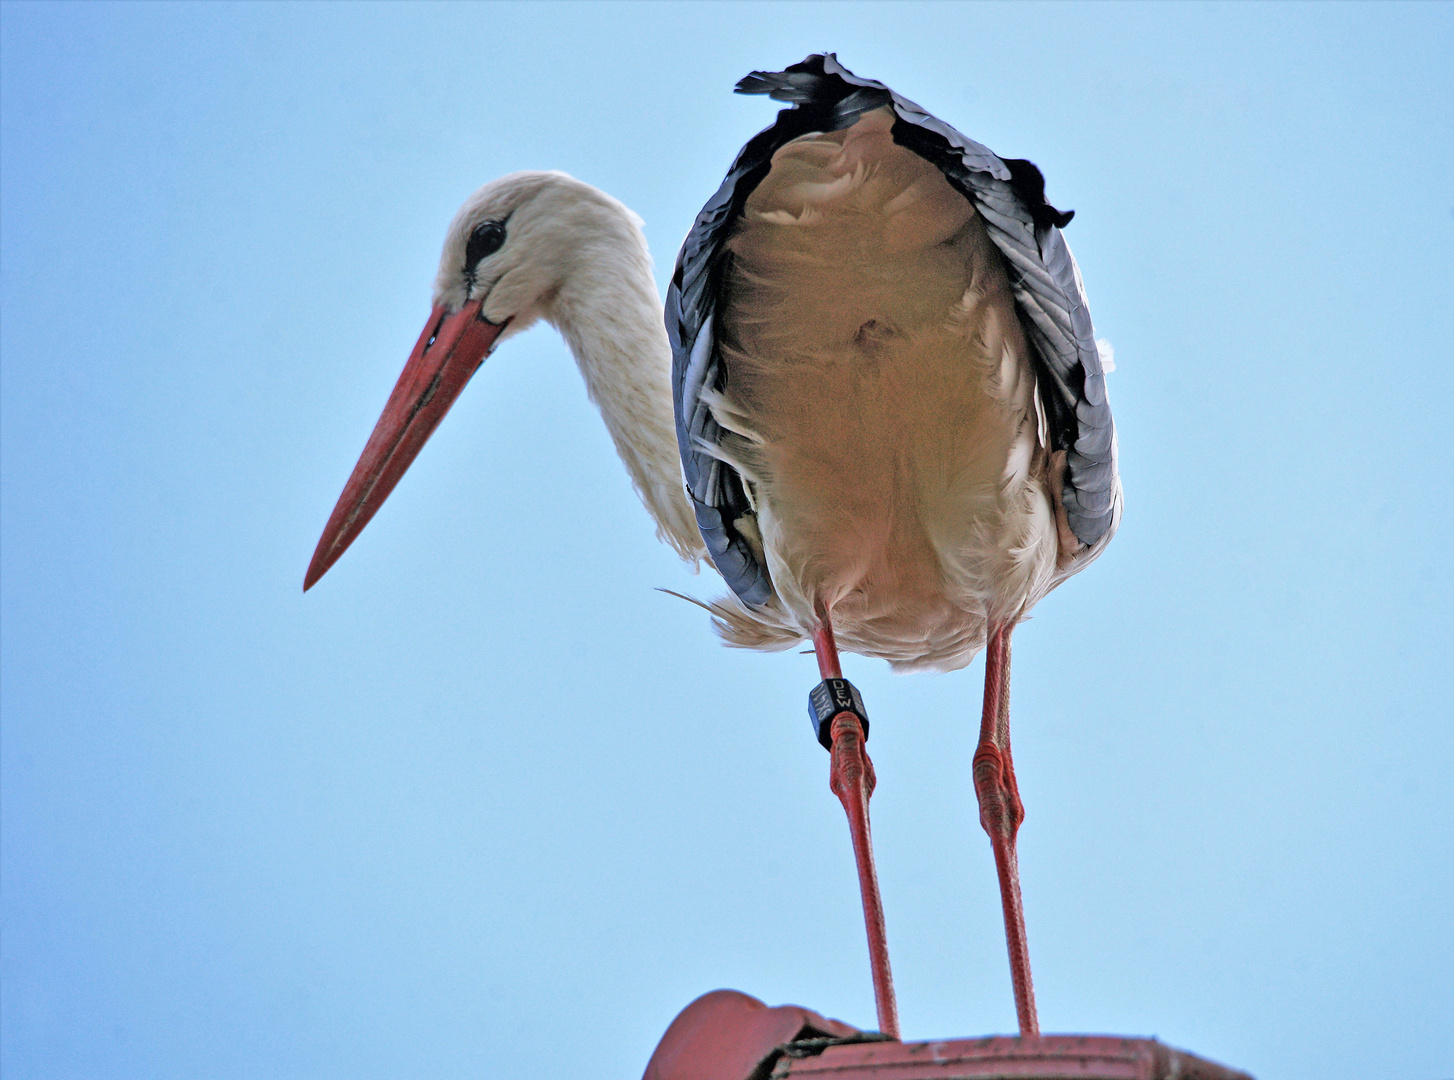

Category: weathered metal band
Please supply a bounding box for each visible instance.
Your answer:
[808,677,870,750]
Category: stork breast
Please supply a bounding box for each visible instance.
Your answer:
[712,107,1042,617]
[717,104,1028,441]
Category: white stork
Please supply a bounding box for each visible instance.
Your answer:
[305,55,1121,1040]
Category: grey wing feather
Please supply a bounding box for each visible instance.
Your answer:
[668,54,1118,607]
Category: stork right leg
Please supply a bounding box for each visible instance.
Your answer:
[973,622,1039,1037]
[812,613,899,1039]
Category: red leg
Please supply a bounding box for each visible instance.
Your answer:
[973,622,1039,1037]
[812,616,900,1039]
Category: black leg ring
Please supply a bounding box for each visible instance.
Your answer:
[808,678,870,750]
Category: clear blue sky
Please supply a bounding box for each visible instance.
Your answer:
[2,3,1450,1078]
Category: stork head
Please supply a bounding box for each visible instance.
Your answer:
[434,170,584,331]
[303,170,632,590]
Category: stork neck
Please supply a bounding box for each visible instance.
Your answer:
[549,237,702,562]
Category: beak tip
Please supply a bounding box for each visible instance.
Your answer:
[302,551,331,592]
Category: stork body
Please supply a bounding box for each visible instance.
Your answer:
[703,108,1072,671]
[305,55,1120,1041]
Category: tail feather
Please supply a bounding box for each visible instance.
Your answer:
[658,588,804,652]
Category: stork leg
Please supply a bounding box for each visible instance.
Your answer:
[812,615,900,1039]
[973,622,1039,1036]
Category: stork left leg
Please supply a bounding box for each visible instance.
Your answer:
[974,622,1039,1036]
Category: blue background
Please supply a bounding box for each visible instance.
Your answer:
[3,3,1451,1077]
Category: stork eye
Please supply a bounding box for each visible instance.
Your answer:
[466,219,507,267]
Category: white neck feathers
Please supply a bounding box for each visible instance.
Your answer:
[543,193,704,562]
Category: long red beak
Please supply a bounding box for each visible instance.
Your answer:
[304,299,506,590]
